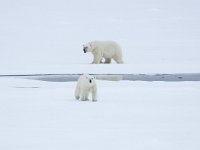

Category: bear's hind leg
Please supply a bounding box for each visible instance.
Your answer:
[113,57,123,64]
[75,95,80,100]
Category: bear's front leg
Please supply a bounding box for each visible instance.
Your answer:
[92,52,102,64]
[74,84,80,100]
[85,92,89,101]
[80,91,89,101]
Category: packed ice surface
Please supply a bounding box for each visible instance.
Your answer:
[0,77,200,150]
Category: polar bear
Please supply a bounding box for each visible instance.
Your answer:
[75,74,97,102]
[83,41,124,64]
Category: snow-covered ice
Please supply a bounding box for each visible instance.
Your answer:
[0,0,200,149]
[0,77,200,150]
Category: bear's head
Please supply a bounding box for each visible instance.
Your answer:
[82,42,93,53]
[84,74,96,86]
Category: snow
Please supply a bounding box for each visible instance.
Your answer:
[0,0,200,149]
[1,64,200,75]
[0,77,200,150]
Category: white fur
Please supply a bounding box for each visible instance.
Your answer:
[75,74,97,102]
[83,41,124,64]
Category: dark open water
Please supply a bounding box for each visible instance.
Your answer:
[1,73,200,82]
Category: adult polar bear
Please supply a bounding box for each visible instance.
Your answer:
[83,41,124,64]
[75,74,122,102]
[75,74,97,102]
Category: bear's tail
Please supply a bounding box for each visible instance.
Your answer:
[96,75,122,81]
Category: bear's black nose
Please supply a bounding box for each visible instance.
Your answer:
[89,79,92,83]
[83,48,86,53]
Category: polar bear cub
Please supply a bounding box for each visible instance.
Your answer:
[83,41,124,64]
[75,74,97,102]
